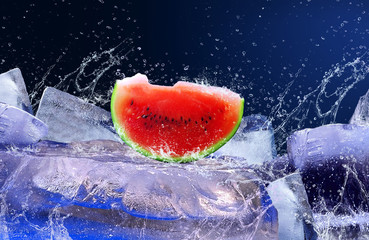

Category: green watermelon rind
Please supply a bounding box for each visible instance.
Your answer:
[111,81,244,163]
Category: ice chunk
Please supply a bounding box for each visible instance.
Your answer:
[0,140,278,239]
[0,68,33,114]
[213,115,277,165]
[0,102,47,146]
[287,124,369,211]
[267,173,317,240]
[36,87,121,143]
[349,89,369,125]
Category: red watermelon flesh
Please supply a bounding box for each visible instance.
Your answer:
[111,74,244,162]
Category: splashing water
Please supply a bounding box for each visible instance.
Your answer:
[271,51,369,152]
[29,38,135,109]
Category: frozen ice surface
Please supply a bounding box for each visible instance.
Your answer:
[287,124,369,211]
[0,140,278,239]
[349,89,369,125]
[0,102,47,146]
[36,87,121,143]
[267,173,317,240]
[0,68,33,114]
[212,115,277,165]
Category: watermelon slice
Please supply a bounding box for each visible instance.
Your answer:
[111,74,244,162]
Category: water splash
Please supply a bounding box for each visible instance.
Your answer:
[30,38,135,110]
[271,51,369,152]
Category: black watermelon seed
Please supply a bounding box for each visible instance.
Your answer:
[165,116,168,121]
[180,116,183,121]
[154,114,156,118]
[130,100,134,105]
[150,117,153,120]
[201,117,204,121]
[188,118,191,122]
[159,116,162,119]
[195,121,198,124]
[155,120,158,123]
[185,120,187,124]
[142,115,148,118]
[172,118,174,122]
[146,107,150,111]
[209,116,212,120]
[204,128,207,131]
[205,120,208,124]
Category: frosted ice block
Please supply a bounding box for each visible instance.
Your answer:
[350,89,369,125]
[0,102,47,146]
[212,115,277,165]
[36,87,121,143]
[267,173,317,240]
[0,68,33,114]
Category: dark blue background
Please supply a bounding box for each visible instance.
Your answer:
[1,0,369,150]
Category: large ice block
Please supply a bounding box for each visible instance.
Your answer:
[267,173,317,240]
[0,68,33,114]
[349,89,369,125]
[0,140,278,239]
[0,102,47,146]
[287,124,369,211]
[36,87,121,143]
[212,115,277,165]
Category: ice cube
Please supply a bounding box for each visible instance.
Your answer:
[267,173,317,240]
[0,68,33,114]
[349,89,369,125]
[0,102,47,146]
[36,87,121,143]
[287,124,369,211]
[212,114,277,165]
[0,140,278,239]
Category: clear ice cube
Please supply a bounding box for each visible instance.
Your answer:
[36,87,122,143]
[0,102,47,146]
[267,173,317,240]
[350,89,369,125]
[213,114,277,165]
[0,68,33,114]
[287,124,369,211]
[0,140,278,239]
